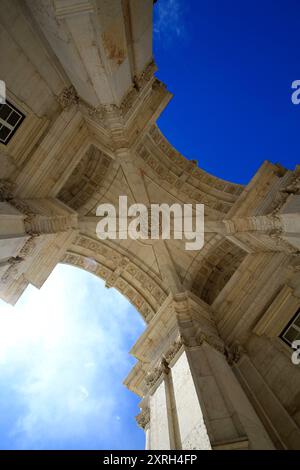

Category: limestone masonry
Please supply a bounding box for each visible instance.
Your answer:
[0,0,299,450]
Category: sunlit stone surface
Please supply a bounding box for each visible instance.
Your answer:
[0,0,299,450]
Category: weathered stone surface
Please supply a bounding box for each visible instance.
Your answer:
[0,0,299,450]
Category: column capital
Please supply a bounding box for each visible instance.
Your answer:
[136,406,150,430]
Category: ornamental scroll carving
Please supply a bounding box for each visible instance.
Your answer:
[144,357,169,389]
[57,86,79,109]
[135,407,150,430]
[225,342,245,366]
[0,179,14,201]
[144,329,228,392]
[144,337,184,390]
[194,331,225,354]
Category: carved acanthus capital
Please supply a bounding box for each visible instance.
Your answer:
[194,331,225,354]
[119,60,157,116]
[1,256,23,283]
[0,179,14,201]
[135,407,150,430]
[144,337,184,390]
[268,173,300,215]
[57,86,79,109]
[267,226,299,254]
[267,227,283,239]
[134,60,156,90]
[8,199,36,223]
[225,342,245,366]
[164,336,184,363]
[7,256,23,266]
[18,236,37,257]
[145,358,169,389]
[289,254,300,273]
[280,175,300,195]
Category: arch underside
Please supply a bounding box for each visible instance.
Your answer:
[0,0,268,320]
[55,124,247,321]
[1,1,299,450]
[0,0,249,316]
[61,234,168,323]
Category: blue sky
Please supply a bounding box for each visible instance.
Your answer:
[154,0,300,183]
[0,0,300,450]
[0,265,145,449]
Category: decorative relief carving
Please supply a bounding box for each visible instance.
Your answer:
[8,199,36,223]
[1,256,24,284]
[120,87,138,116]
[105,257,130,288]
[137,139,237,214]
[194,331,225,354]
[0,179,14,201]
[1,268,17,284]
[225,342,245,365]
[145,357,169,389]
[268,174,300,216]
[192,239,246,305]
[135,60,156,90]
[268,227,283,239]
[0,189,41,230]
[7,256,23,266]
[135,406,150,430]
[266,224,300,254]
[81,103,105,122]
[281,175,300,195]
[74,235,167,309]
[62,249,156,321]
[147,125,243,200]
[118,60,156,117]
[289,254,300,273]
[18,236,37,257]
[76,236,124,267]
[270,191,289,215]
[58,145,113,210]
[164,336,184,363]
[144,338,184,390]
[57,86,79,109]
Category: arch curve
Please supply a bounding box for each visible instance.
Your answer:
[61,235,169,323]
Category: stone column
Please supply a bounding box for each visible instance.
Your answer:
[0,182,30,277]
[125,292,275,450]
[0,188,78,304]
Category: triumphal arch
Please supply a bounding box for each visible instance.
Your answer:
[0,0,300,450]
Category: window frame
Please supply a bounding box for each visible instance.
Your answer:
[280,308,300,347]
[0,100,25,145]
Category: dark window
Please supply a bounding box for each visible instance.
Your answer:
[280,309,300,347]
[0,100,25,145]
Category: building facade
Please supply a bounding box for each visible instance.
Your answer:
[0,0,299,450]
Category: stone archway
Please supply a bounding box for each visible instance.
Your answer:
[0,0,300,450]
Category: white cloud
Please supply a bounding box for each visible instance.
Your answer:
[154,0,186,43]
[0,264,145,449]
